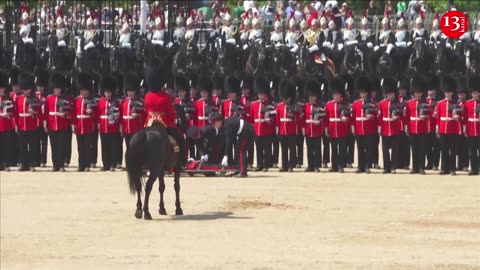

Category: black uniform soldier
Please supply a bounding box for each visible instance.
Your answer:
[34,67,49,167]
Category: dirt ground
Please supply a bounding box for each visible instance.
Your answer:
[1,147,480,270]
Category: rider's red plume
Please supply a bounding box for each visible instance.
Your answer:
[347,10,353,18]
[21,3,29,13]
[275,13,281,22]
[400,11,404,19]
[435,12,440,20]
[420,10,424,20]
[190,9,195,20]
[311,10,318,19]
[362,9,367,18]
[384,8,390,18]
[57,7,64,18]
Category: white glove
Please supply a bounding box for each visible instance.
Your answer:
[446,43,452,48]
[322,42,332,48]
[321,53,326,61]
[308,44,319,52]
[290,44,299,53]
[374,45,380,51]
[188,157,194,162]
[167,42,173,48]
[337,43,344,51]
[57,40,67,47]
[367,42,373,49]
[221,156,228,167]
[407,41,412,46]
[395,41,406,47]
[243,44,249,50]
[226,38,236,45]
[386,43,394,54]
[201,154,209,162]
[84,41,95,50]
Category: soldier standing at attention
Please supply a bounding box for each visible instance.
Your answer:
[34,67,49,168]
[463,75,480,176]
[0,70,15,171]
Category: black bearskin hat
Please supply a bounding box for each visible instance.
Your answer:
[441,76,456,93]
[0,69,9,89]
[329,77,345,96]
[34,67,49,87]
[410,75,426,94]
[427,75,440,91]
[224,76,240,94]
[254,77,269,95]
[49,72,66,90]
[9,66,20,86]
[240,74,253,90]
[341,74,354,95]
[124,72,140,93]
[381,77,397,94]
[145,58,165,91]
[76,72,93,91]
[355,75,371,94]
[197,76,213,94]
[397,75,410,91]
[279,79,296,100]
[213,76,224,91]
[456,76,467,94]
[175,76,189,92]
[304,79,322,97]
[101,73,117,94]
[18,72,35,90]
[468,75,480,92]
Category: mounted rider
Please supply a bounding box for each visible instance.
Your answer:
[19,4,33,44]
[54,7,70,48]
[118,17,133,49]
[429,13,445,46]
[151,10,166,46]
[83,10,103,51]
[173,11,186,45]
[248,13,264,44]
[184,10,196,43]
[270,14,284,47]
[285,12,300,53]
[221,10,237,45]
[411,10,428,42]
[375,9,395,55]
[207,10,222,47]
[395,12,411,48]
[240,13,252,47]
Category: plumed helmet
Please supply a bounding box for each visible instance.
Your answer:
[224,76,240,94]
[155,16,162,26]
[18,72,35,90]
[432,12,440,28]
[145,58,165,91]
[176,13,184,25]
[279,79,296,100]
[86,17,93,26]
[397,12,406,28]
[174,75,189,92]
[329,77,345,96]
[0,70,10,89]
[355,75,371,94]
[410,75,426,94]
[345,10,354,26]
[56,16,63,26]
[415,10,424,25]
[122,21,130,31]
[441,76,456,93]
[34,67,49,87]
[382,9,390,25]
[288,12,296,28]
[361,10,368,26]
[197,76,213,94]
[274,13,282,29]
[100,73,117,94]
[49,72,67,90]
[468,75,480,92]
[304,79,322,97]
[381,77,397,94]
[328,15,336,29]
[300,16,308,29]
[254,77,269,95]
[252,12,260,26]
[186,10,195,26]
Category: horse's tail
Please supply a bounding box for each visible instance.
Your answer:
[126,131,146,194]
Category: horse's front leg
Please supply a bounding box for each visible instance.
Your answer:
[143,172,157,220]
[159,172,167,215]
[135,189,143,219]
[174,166,183,215]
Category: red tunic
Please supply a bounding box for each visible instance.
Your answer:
[377,99,402,137]
[324,101,350,138]
[15,95,43,131]
[351,99,377,136]
[222,99,236,118]
[97,97,120,134]
[44,95,72,131]
[250,100,275,137]
[240,95,252,123]
[143,91,176,128]
[194,98,217,128]
[303,103,324,138]
[404,99,430,134]
[276,102,300,136]
[175,98,195,128]
[0,96,15,132]
[463,99,480,137]
[120,97,144,135]
[73,96,97,134]
[436,99,461,135]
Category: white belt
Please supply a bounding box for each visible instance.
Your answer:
[305,119,321,124]
[280,118,293,122]
[468,118,480,122]
[19,113,32,117]
[100,115,112,119]
[49,112,64,116]
[410,117,425,121]
[355,117,370,121]
[77,115,92,119]
[440,117,454,121]
[329,118,342,122]
[254,118,270,123]
[123,115,138,120]
[237,119,244,135]
[120,43,132,49]
[198,116,209,120]
[383,117,398,122]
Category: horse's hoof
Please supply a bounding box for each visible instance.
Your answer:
[144,212,153,220]
[175,208,184,216]
[134,209,143,219]
[159,208,167,215]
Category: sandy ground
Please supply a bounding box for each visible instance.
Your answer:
[1,141,480,270]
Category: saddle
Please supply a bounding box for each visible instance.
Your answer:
[145,116,180,153]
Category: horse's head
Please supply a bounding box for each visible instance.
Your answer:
[343,45,363,75]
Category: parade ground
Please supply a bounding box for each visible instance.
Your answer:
[1,149,479,270]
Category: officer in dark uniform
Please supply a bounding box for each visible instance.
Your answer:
[34,67,49,167]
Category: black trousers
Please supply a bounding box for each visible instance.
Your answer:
[255,135,273,169]
[468,136,480,173]
[279,135,297,169]
[11,132,19,166]
[91,129,99,165]
[100,132,121,170]
[372,134,380,166]
[18,130,39,169]
[77,133,94,170]
[124,134,133,150]
[0,130,14,169]
[439,134,458,173]
[187,137,196,159]
[306,136,322,170]
[49,130,67,169]
[322,134,330,165]
[64,128,72,165]
[247,134,254,166]
[236,124,254,175]
[409,133,427,172]
[296,134,304,166]
[457,136,469,169]
[398,131,410,168]
[346,134,355,165]
[272,134,280,165]
[330,137,347,171]
[117,136,124,167]
[382,135,400,172]
[426,133,440,169]
[36,128,48,165]
[356,134,375,171]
